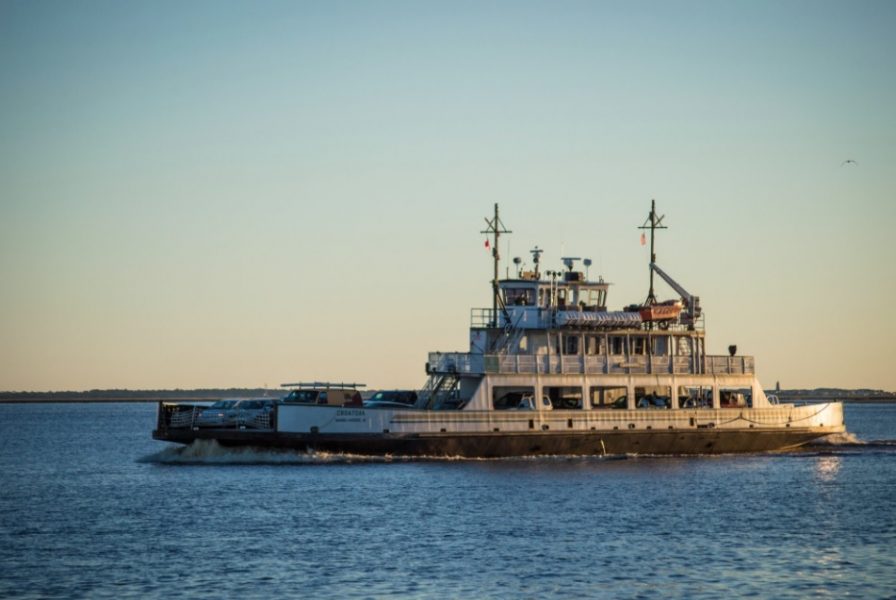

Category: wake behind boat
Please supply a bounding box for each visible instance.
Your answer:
[153,202,844,456]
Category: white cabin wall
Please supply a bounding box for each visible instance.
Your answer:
[463,377,490,410]
[530,332,549,355]
[459,377,482,403]
[751,380,769,407]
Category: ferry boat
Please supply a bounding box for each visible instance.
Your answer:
[153,202,844,456]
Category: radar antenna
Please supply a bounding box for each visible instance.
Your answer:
[638,199,667,305]
[481,203,512,327]
[530,246,543,278]
[561,257,582,271]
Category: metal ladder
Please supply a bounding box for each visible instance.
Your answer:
[418,373,460,409]
[490,313,525,355]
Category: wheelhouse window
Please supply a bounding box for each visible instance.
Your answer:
[504,288,534,306]
[631,336,647,355]
[652,336,669,356]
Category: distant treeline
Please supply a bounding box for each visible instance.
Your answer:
[1,387,893,403]
[774,388,895,397]
[0,389,281,403]
[772,388,896,403]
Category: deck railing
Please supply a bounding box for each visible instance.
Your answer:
[470,308,497,328]
[705,355,754,375]
[156,402,276,431]
[469,307,705,331]
[428,352,754,376]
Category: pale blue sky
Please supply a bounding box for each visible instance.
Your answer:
[1,1,894,391]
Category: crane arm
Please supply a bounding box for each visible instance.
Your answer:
[650,263,701,318]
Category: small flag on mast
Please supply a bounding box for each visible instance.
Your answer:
[640,233,647,246]
[485,239,490,250]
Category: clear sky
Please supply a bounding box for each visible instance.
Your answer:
[1,0,894,392]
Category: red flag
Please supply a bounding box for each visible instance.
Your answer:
[640,233,646,246]
[484,239,490,250]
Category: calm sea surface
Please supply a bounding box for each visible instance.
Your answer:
[1,402,894,599]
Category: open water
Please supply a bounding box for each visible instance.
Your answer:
[0,402,894,599]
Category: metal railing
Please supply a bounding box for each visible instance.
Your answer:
[705,355,754,375]
[471,308,496,328]
[156,402,277,431]
[428,352,485,374]
[428,352,754,376]
[469,307,706,331]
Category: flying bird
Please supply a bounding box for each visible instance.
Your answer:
[841,159,858,166]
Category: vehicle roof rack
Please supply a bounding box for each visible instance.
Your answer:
[280,382,366,390]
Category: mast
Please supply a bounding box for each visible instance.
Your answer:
[638,199,666,305]
[481,203,512,327]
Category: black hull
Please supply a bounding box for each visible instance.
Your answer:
[153,427,832,457]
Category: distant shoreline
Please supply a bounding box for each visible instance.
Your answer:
[2,396,894,404]
[0,389,280,404]
[793,397,896,404]
[0,398,209,404]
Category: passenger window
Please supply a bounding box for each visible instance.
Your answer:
[610,336,627,355]
[565,335,579,355]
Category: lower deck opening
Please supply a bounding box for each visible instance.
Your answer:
[545,386,582,409]
[493,386,536,410]
[590,385,627,409]
[635,386,673,409]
